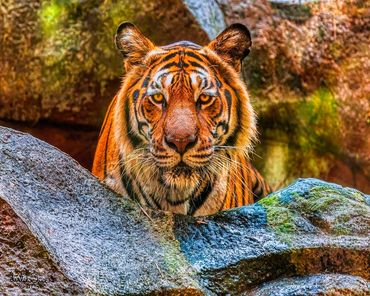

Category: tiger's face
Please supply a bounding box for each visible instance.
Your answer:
[137,51,231,188]
[116,23,255,191]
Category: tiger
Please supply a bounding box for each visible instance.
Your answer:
[92,22,271,216]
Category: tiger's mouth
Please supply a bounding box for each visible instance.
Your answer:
[160,162,201,189]
[171,162,193,175]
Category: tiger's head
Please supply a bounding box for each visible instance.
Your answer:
[115,22,256,194]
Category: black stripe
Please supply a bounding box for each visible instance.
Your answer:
[252,178,259,192]
[224,91,241,147]
[119,153,140,202]
[188,182,213,215]
[132,89,140,102]
[178,58,186,68]
[99,96,116,138]
[189,60,206,70]
[136,179,160,209]
[161,52,179,62]
[216,121,228,134]
[138,121,149,138]
[158,61,179,72]
[224,89,232,120]
[125,97,142,147]
[103,120,113,179]
[166,196,190,206]
[119,153,160,209]
[186,51,206,63]
[210,102,224,121]
[189,69,206,76]
[149,194,162,209]
[156,70,179,82]
[215,77,222,88]
[142,76,150,88]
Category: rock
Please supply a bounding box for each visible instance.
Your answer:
[0,199,84,295]
[0,127,201,295]
[0,120,98,170]
[0,0,212,127]
[183,0,226,39]
[218,0,370,193]
[175,178,369,294]
[250,274,370,296]
[0,126,369,294]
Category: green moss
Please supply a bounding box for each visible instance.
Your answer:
[252,86,342,189]
[297,87,340,150]
[39,1,67,38]
[258,194,280,207]
[290,186,370,235]
[259,195,299,234]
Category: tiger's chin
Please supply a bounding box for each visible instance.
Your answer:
[161,165,201,191]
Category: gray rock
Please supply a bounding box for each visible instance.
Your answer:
[175,178,370,294]
[0,198,84,295]
[0,126,369,295]
[250,273,370,296]
[183,0,226,39]
[0,127,201,295]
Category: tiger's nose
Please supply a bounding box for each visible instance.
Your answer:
[165,134,197,154]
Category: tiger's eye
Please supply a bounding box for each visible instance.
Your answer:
[151,93,165,104]
[199,94,211,104]
[198,94,215,108]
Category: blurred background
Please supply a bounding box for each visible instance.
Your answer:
[0,0,369,193]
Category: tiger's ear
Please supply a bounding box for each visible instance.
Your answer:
[115,22,155,71]
[207,23,252,72]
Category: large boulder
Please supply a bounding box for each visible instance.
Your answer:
[218,0,370,193]
[0,127,200,295]
[0,126,369,295]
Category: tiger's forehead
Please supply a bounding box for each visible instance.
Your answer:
[145,46,219,96]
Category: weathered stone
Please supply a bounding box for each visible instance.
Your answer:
[183,0,226,39]
[0,126,369,295]
[250,274,370,296]
[0,127,202,295]
[0,199,84,295]
[175,178,369,294]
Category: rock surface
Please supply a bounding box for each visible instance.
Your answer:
[0,199,84,295]
[183,0,226,39]
[176,179,369,294]
[250,274,370,296]
[0,127,200,295]
[0,126,369,295]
